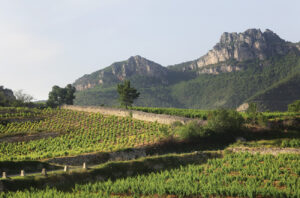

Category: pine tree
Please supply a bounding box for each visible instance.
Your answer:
[117,80,140,109]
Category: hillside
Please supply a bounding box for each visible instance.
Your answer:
[73,29,300,111]
[249,72,300,111]
[1,106,300,197]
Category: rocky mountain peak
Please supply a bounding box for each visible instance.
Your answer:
[74,55,169,91]
[187,28,292,71]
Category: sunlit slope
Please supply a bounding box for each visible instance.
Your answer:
[0,107,170,161]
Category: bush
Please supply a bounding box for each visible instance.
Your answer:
[246,103,268,126]
[159,125,170,137]
[207,109,244,134]
[288,100,300,112]
[174,121,211,140]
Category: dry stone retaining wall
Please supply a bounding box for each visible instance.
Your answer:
[46,148,147,166]
[62,105,194,125]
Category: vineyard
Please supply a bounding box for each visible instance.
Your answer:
[131,106,300,119]
[0,107,170,161]
[1,153,299,197]
[0,106,300,197]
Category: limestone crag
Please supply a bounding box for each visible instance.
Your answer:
[73,28,300,93]
[185,29,293,70]
[74,55,169,91]
[197,64,241,75]
[110,55,169,80]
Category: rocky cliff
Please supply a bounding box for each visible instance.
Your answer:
[181,29,297,72]
[74,55,169,91]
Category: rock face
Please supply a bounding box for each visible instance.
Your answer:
[74,55,169,91]
[197,64,241,75]
[184,29,294,71]
[236,103,249,112]
[73,28,300,92]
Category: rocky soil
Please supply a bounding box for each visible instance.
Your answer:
[229,147,300,155]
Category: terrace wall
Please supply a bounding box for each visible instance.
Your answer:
[62,105,195,125]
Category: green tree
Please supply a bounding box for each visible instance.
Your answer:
[117,80,140,109]
[246,103,259,124]
[0,86,16,106]
[47,84,76,107]
[0,92,8,106]
[65,84,76,105]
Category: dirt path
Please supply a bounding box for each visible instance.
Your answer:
[0,132,60,143]
[228,147,300,155]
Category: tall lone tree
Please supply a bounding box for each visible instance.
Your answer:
[117,80,140,109]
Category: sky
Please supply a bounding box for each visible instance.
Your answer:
[1,0,300,100]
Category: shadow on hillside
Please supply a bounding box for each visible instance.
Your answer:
[0,161,62,175]
[2,151,222,192]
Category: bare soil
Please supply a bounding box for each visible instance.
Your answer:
[0,132,60,143]
[229,147,300,155]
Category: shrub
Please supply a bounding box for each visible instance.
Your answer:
[207,109,244,134]
[159,125,170,137]
[246,103,268,126]
[171,121,183,128]
[288,100,300,112]
[174,121,211,140]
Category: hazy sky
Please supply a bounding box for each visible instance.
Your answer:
[1,0,300,100]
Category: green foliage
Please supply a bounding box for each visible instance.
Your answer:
[117,80,140,109]
[249,72,300,111]
[0,86,16,107]
[46,84,76,107]
[159,125,170,137]
[246,103,268,126]
[281,139,300,147]
[207,109,245,134]
[175,121,210,140]
[288,100,300,112]
[132,106,210,119]
[0,92,10,106]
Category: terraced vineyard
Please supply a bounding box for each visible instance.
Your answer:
[0,107,170,161]
[132,106,300,120]
[1,153,300,197]
[0,106,299,197]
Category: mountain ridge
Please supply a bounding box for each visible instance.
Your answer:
[73,28,300,111]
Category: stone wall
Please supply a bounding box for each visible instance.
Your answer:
[46,148,147,166]
[62,105,193,125]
